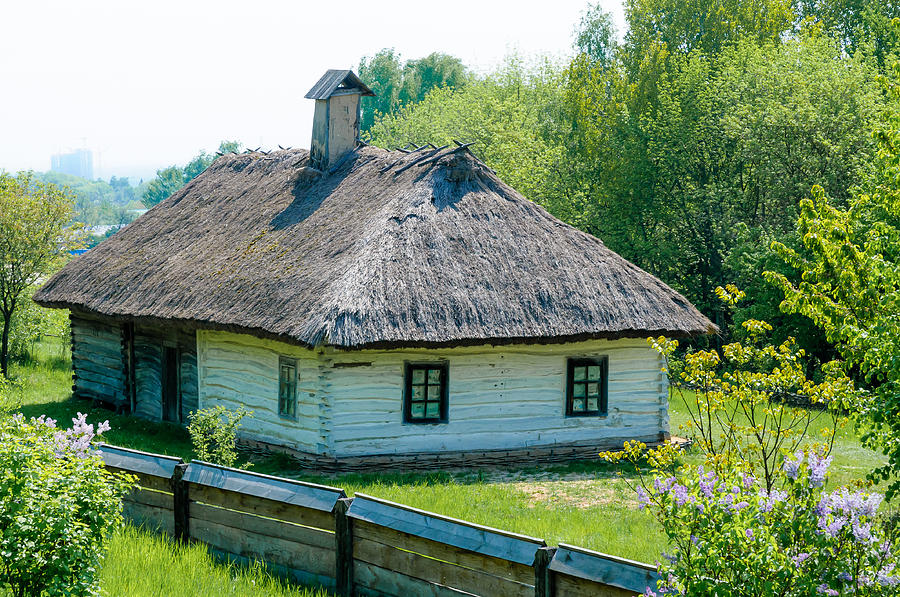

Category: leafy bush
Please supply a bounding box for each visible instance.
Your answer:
[8,297,70,361]
[187,406,251,468]
[637,453,899,595]
[0,413,133,597]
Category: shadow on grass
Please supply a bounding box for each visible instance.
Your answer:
[17,396,195,461]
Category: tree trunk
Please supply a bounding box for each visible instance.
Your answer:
[1,311,11,378]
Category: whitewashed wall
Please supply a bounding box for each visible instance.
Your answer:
[196,331,327,454]
[196,331,667,458]
[323,340,668,457]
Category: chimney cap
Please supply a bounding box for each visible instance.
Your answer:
[305,69,375,100]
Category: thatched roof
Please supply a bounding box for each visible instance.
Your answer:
[35,145,715,348]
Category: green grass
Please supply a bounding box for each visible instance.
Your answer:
[5,339,891,570]
[99,525,329,597]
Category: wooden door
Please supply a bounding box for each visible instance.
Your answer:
[162,346,180,422]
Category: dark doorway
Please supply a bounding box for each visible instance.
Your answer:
[162,346,180,423]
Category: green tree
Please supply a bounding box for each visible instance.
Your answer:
[358,50,468,133]
[0,173,80,377]
[141,165,184,208]
[573,3,619,68]
[767,61,900,496]
[142,141,241,208]
[366,55,566,204]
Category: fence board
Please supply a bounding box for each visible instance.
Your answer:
[354,560,477,597]
[122,501,175,535]
[109,468,173,493]
[189,484,335,531]
[554,573,636,597]
[99,444,183,479]
[549,544,659,595]
[124,488,174,511]
[190,516,335,579]
[191,502,334,550]
[183,461,344,512]
[348,494,544,566]
[353,520,534,586]
[354,537,532,597]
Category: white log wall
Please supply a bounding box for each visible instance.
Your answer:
[197,331,326,454]
[196,331,668,458]
[324,340,668,457]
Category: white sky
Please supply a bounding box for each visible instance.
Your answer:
[0,0,625,181]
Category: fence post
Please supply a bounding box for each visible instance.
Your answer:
[334,497,354,596]
[534,546,556,597]
[171,463,190,542]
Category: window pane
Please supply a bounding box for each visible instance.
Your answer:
[412,369,425,384]
[587,383,599,397]
[411,402,425,418]
[426,402,440,418]
[574,366,587,381]
[574,383,586,398]
[427,369,441,384]
[573,399,585,412]
[412,386,425,400]
[588,365,601,380]
[428,384,441,399]
[587,397,599,411]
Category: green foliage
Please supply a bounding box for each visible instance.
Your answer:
[366,54,567,205]
[623,0,794,62]
[635,455,899,595]
[607,286,849,490]
[142,140,242,208]
[0,413,133,597]
[0,173,81,378]
[767,57,900,498]
[573,4,618,68]
[7,296,69,362]
[358,49,468,132]
[187,405,251,468]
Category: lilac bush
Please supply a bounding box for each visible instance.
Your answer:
[639,454,899,596]
[0,412,133,597]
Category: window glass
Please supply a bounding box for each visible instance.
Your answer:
[405,363,448,423]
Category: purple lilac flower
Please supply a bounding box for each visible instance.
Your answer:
[837,572,852,581]
[731,501,749,512]
[636,486,650,510]
[852,521,872,543]
[792,552,810,565]
[671,483,689,506]
[51,412,110,458]
[741,473,755,491]
[784,450,804,480]
[816,585,838,596]
[745,528,754,540]
[819,516,847,538]
[877,564,900,587]
[759,489,788,513]
[807,453,833,488]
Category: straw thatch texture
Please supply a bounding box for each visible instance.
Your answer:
[35,146,714,348]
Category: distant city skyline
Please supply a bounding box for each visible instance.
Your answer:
[0,0,625,182]
[51,148,94,180]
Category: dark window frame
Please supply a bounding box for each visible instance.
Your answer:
[566,357,608,417]
[278,356,298,420]
[403,362,449,424]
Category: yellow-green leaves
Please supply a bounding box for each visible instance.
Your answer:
[0,173,80,377]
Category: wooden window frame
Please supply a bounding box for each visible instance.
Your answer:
[566,357,608,417]
[278,356,298,420]
[403,362,449,424]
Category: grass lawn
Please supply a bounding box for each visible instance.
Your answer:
[4,338,892,585]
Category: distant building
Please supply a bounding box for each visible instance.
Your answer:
[51,149,93,179]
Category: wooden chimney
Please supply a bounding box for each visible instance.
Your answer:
[305,70,375,170]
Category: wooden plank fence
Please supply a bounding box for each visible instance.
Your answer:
[98,445,660,597]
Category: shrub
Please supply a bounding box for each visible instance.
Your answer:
[637,452,899,596]
[0,412,134,597]
[187,405,252,468]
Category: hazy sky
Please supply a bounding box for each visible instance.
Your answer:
[0,0,625,181]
